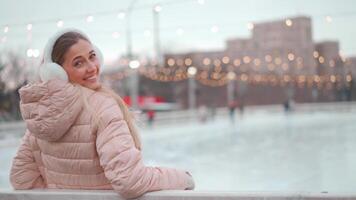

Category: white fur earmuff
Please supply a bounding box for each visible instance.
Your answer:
[39,28,103,82]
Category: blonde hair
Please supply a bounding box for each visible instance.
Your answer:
[79,85,142,151]
[99,86,142,150]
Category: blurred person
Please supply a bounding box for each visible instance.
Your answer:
[146,109,155,127]
[198,105,208,123]
[10,29,194,199]
[228,100,237,122]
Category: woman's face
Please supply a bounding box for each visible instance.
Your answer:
[62,39,101,90]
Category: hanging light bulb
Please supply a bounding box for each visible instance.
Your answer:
[117,11,126,19]
[26,23,32,31]
[285,19,293,27]
[197,0,205,5]
[211,25,219,33]
[57,20,64,28]
[27,49,33,57]
[86,15,94,23]
[154,4,162,13]
[187,66,197,77]
[325,15,332,23]
[247,22,254,30]
[129,60,140,69]
[112,32,120,39]
[3,26,9,33]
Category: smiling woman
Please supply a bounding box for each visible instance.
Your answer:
[9,29,194,199]
[53,35,101,90]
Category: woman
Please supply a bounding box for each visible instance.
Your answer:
[10,29,194,199]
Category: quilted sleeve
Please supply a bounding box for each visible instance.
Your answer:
[95,97,193,199]
[10,130,45,189]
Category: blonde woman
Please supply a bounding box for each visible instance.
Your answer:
[10,29,194,199]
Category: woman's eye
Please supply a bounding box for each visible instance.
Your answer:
[74,61,83,67]
[89,53,96,60]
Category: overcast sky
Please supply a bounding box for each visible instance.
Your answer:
[0,0,356,64]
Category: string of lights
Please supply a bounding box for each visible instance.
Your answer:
[1,2,356,42]
[102,51,354,88]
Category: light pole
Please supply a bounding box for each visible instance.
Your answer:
[126,0,139,109]
[152,4,162,66]
[187,66,197,110]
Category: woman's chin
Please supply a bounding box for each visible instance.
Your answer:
[85,82,101,90]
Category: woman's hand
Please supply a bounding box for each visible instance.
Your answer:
[185,171,195,190]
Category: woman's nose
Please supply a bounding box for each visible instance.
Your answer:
[87,61,96,72]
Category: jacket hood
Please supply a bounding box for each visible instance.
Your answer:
[19,79,84,141]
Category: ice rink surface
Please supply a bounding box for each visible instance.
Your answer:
[1,106,356,192]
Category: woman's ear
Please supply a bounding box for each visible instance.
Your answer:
[39,62,68,82]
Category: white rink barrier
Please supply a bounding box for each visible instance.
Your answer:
[1,190,356,200]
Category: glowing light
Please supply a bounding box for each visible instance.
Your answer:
[26,49,33,57]
[253,58,261,66]
[318,56,325,64]
[197,0,205,4]
[247,22,254,30]
[222,56,230,64]
[154,5,162,12]
[285,19,293,27]
[325,16,332,23]
[167,58,175,66]
[187,66,197,77]
[185,58,192,66]
[117,12,126,19]
[57,20,64,28]
[313,51,319,58]
[112,32,120,39]
[233,59,241,67]
[287,53,295,61]
[314,75,321,83]
[347,75,352,82]
[330,75,336,83]
[86,15,94,23]
[227,71,236,80]
[265,55,272,62]
[203,58,211,65]
[26,23,32,31]
[243,56,251,64]
[3,26,9,33]
[129,60,140,69]
[211,25,219,33]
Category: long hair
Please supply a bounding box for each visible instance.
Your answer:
[52,31,142,150]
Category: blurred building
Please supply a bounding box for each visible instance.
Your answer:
[103,15,354,109]
[160,15,353,108]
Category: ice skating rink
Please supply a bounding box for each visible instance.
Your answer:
[1,104,356,192]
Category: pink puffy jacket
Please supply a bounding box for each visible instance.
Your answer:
[10,79,194,199]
